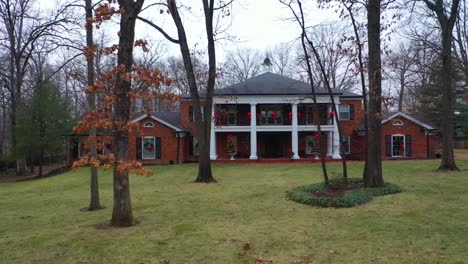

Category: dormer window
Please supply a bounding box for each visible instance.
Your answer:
[143,121,154,127]
[393,119,404,126]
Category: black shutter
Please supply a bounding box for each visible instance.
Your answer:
[385,135,391,157]
[349,104,355,120]
[155,137,161,159]
[189,106,194,122]
[405,135,412,157]
[136,137,142,159]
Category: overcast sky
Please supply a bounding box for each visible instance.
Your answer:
[38,0,340,59]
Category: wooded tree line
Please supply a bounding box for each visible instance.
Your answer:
[0,0,465,226]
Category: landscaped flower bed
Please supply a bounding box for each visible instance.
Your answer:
[287,178,402,208]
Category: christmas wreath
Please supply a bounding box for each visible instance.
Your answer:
[144,141,155,153]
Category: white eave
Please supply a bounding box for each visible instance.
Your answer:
[381,112,435,130]
[131,114,185,132]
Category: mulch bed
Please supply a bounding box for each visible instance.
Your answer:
[312,183,362,198]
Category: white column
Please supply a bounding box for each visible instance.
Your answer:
[249,103,258,159]
[327,131,333,157]
[210,103,217,160]
[291,103,300,159]
[332,98,341,159]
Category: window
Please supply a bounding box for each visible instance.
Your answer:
[305,135,320,155]
[142,137,155,159]
[393,119,404,126]
[142,137,161,159]
[391,135,405,157]
[143,121,154,127]
[342,136,351,154]
[306,106,316,125]
[339,105,350,120]
[260,105,283,125]
[189,106,204,122]
[227,105,237,125]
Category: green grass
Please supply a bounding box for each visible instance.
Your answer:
[1,160,468,263]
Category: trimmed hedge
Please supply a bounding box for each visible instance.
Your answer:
[287,178,402,208]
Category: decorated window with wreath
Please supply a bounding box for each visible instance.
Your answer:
[342,135,351,154]
[142,137,156,159]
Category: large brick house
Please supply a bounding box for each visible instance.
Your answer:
[130,72,440,164]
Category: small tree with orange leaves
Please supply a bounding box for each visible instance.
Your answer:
[73,0,175,227]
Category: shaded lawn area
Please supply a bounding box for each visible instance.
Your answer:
[1,160,468,264]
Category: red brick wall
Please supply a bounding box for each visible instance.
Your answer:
[340,99,363,135]
[338,99,364,160]
[129,116,186,164]
[381,115,439,159]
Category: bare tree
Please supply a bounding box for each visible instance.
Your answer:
[453,0,468,85]
[305,23,357,91]
[421,0,460,171]
[385,43,419,112]
[0,0,73,176]
[84,0,102,211]
[139,0,234,183]
[363,0,384,187]
[270,42,295,77]
[223,48,262,84]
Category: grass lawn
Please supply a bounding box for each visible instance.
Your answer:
[1,160,468,264]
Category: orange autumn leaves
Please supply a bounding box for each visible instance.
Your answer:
[73,0,178,176]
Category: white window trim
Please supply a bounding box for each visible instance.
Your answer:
[393,119,404,126]
[391,134,405,157]
[339,105,350,120]
[142,136,156,160]
[143,121,154,127]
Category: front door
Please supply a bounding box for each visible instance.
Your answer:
[262,134,284,158]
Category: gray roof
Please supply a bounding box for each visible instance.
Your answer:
[356,111,438,131]
[214,72,362,97]
[132,112,186,131]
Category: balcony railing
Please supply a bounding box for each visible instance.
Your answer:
[214,104,334,126]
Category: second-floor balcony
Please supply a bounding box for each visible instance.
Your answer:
[214,104,334,127]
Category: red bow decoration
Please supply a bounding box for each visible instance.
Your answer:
[400,143,404,151]
[214,112,219,118]
[248,112,251,119]
[288,112,292,120]
[149,145,154,153]
[313,112,318,119]
[315,133,320,140]
[298,112,303,118]
[329,112,334,118]
[227,134,233,141]
[272,111,278,120]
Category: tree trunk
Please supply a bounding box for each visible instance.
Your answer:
[110,0,144,227]
[363,0,384,187]
[437,21,459,171]
[38,148,44,177]
[85,0,102,211]
[166,0,216,183]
